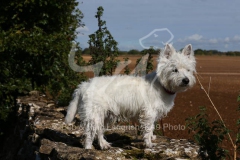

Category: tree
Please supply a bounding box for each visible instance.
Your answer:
[0,0,85,139]
[134,47,157,76]
[88,6,119,76]
[82,48,90,55]
[194,49,204,55]
[128,49,140,55]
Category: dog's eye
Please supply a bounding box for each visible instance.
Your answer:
[173,68,178,72]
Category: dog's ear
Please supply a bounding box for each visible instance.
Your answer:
[163,44,175,59]
[182,44,193,58]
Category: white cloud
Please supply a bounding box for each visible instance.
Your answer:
[209,38,218,44]
[178,35,240,45]
[233,35,240,41]
[177,34,203,43]
[119,44,139,51]
[224,44,229,48]
[224,37,230,42]
[176,35,240,51]
[76,26,89,37]
[78,0,240,51]
[76,26,89,32]
[221,36,240,43]
[188,34,203,41]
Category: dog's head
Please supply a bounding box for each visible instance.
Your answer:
[156,44,196,93]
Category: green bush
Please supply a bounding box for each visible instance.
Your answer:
[128,49,140,55]
[186,106,230,159]
[0,0,85,139]
[226,52,236,56]
[237,95,240,151]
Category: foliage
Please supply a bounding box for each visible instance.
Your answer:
[123,57,130,75]
[88,6,119,76]
[76,47,240,56]
[134,47,157,76]
[0,0,85,138]
[237,94,240,151]
[194,49,240,56]
[226,51,240,56]
[194,49,205,55]
[141,47,161,55]
[82,48,90,55]
[128,49,140,55]
[81,48,161,55]
[186,106,230,159]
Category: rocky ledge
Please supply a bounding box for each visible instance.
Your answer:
[1,91,201,160]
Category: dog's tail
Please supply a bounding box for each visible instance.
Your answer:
[65,85,81,124]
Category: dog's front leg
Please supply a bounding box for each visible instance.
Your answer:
[140,115,157,148]
[143,125,157,148]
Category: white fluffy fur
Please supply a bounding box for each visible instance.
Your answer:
[65,44,196,150]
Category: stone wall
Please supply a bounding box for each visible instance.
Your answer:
[0,91,201,160]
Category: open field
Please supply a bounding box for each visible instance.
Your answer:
[82,55,240,155]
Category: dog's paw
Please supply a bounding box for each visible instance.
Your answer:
[85,145,92,149]
[101,143,111,150]
[100,141,112,150]
[145,142,157,148]
[151,135,157,140]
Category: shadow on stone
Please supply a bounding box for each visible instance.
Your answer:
[0,91,201,160]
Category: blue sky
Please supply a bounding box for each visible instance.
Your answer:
[76,0,240,51]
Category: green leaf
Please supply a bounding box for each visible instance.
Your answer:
[0,0,86,125]
[237,95,240,102]
[237,119,240,125]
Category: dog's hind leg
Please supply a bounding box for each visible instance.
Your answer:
[84,120,96,149]
[97,114,112,150]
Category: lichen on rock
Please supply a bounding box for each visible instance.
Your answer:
[0,91,201,160]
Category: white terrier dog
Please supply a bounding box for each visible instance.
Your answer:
[65,44,196,150]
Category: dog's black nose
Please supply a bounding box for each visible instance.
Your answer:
[182,78,189,85]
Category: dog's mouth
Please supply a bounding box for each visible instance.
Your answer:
[180,83,189,87]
